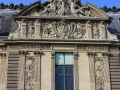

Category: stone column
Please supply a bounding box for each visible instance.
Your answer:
[21,19,27,38]
[51,52,55,90]
[100,21,107,39]
[18,51,27,90]
[74,52,79,90]
[87,52,95,90]
[35,19,41,38]
[34,51,42,90]
[86,20,92,39]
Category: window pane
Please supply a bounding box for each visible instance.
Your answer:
[65,76,74,90]
[55,53,64,64]
[65,67,73,74]
[55,67,64,74]
[65,53,73,64]
[55,76,64,90]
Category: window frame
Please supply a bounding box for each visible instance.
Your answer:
[55,52,74,90]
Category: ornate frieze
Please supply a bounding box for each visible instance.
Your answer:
[8,18,119,41]
[19,44,51,50]
[78,45,108,51]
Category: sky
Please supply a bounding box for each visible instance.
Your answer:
[0,0,119,8]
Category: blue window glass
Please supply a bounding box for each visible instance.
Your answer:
[65,67,73,74]
[55,53,74,90]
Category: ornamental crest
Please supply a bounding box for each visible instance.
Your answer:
[42,20,86,39]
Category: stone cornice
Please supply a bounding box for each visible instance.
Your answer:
[14,16,110,21]
[3,39,120,45]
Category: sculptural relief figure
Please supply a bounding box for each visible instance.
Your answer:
[40,1,57,15]
[43,22,57,38]
[93,23,100,39]
[57,0,71,15]
[27,21,35,38]
[75,23,86,38]
[70,0,88,16]
[70,23,86,39]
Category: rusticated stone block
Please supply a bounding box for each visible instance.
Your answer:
[110,66,120,69]
[111,79,120,82]
[110,69,120,72]
[110,72,120,75]
[109,57,120,60]
[110,63,120,66]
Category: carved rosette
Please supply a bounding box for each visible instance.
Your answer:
[25,54,35,90]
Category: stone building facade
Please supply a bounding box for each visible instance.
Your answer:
[0,0,120,90]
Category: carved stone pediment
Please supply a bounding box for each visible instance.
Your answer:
[8,0,119,41]
[16,0,109,19]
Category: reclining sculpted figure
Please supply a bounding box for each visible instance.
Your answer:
[40,1,57,15]
[70,0,88,16]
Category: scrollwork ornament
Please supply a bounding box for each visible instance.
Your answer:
[94,58,104,90]
[25,56,35,90]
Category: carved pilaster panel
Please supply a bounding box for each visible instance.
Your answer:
[94,57,104,90]
[88,52,111,90]
[25,55,35,90]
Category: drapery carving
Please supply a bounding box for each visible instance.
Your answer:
[92,23,100,39]
[27,21,35,38]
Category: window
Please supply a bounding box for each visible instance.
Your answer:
[55,53,74,90]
